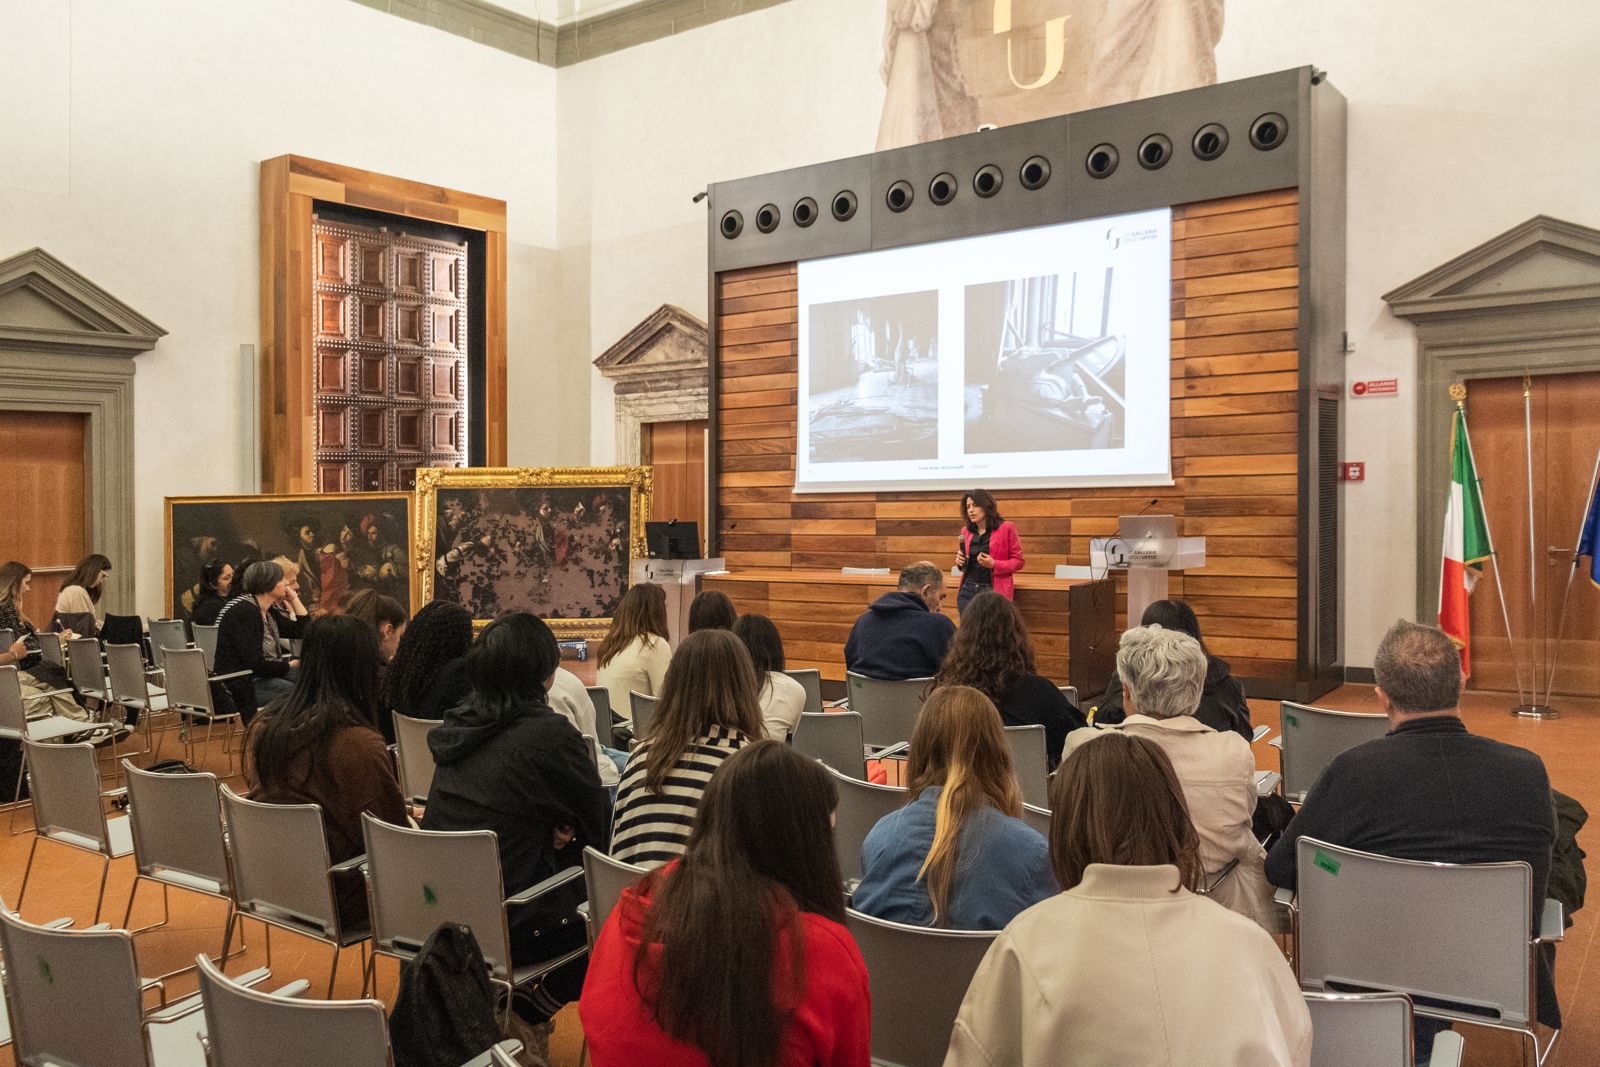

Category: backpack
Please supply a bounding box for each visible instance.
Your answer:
[389,922,504,1067]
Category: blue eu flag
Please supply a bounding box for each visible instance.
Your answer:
[1580,484,1600,589]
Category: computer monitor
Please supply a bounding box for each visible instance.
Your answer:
[646,520,701,560]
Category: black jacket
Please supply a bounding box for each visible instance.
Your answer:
[993,673,1088,768]
[1094,655,1252,741]
[395,657,472,722]
[844,591,956,681]
[421,694,611,938]
[190,592,227,627]
[213,595,291,717]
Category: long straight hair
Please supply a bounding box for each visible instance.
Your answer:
[643,629,763,793]
[60,553,112,603]
[905,686,1023,925]
[634,741,845,1067]
[731,613,786,675]
[0,562,31,607]
[597,583,670,669]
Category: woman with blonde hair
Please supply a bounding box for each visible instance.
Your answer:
[854,686,1054,929]
[610,629,764,868]
[595,582,673,718]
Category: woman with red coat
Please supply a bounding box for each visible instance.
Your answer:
[955,489,1024,615]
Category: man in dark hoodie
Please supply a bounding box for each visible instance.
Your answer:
[844,560,956,680]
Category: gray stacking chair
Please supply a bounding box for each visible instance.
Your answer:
[217,787,371,997]
[1002,724,1049,809]
[1276,701,1389,803]
[16,737,134,923]
[629,690,658,742]
[1304,990,1464,1067]
[107,641,170,758]
[793,710,869,779]
[581,845,646,946]
[391,711,441,806]
[0,627,12,652]
[1287,837,1561,1067]
[586,685,621,747]
[783,668,825,714]
[1021,802,1051,838]
[1058,685,1078,706]
[191,623,220,671]
[65,634,110,706]
[162,646,247,774]
[845,908,998,1067]
[147,617,191,674]
[825,763,906,889]
[845,672,931,748]
[1,664,110,834]
[37,630,64,669]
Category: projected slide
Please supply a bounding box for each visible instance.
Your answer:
[796,208,1172,493]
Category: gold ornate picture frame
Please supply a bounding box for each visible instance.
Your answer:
[414,466,653,638]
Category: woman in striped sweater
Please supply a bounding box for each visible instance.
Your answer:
[611,629,765,868]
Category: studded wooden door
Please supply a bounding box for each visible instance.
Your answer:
[310,216,469,492]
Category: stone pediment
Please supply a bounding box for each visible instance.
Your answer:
[0,247,166,356]
[1383,216,1600,321]
[593,304,707,394]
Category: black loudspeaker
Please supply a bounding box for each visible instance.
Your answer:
[1192,123,1229,161]
[755,203,780,233]
[719,210,743,239]
[1250,112,1288,150]
[1085,144,1119,179]
[1019,155,1051,189]
[885,180,914,212]
[1137,134,1172,170]
[972,164,1003,198]
[793,196,818,227]
[928,172,957,205]
[831,190,858,221]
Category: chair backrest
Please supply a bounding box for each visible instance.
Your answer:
[23,739,111,854]
[1058,685,1078,706]
[220,787,341,938]
[65,636,105,694]
[162,646,218,715]
[846,672,930,747]
[792,710,868,779]
[582,846,645,943]
[104,642,151,706]
[629,690,657,740]
[826,763,906,885]
[361,813,514,979]
[37,631,64,667]
[147,617,190,671]
[1304,990,1416,1067]
[783,668,824,715]
[192,623,220,671]
[1002,724,1048,808]
[1277,701,1389,801]
[0,664,32,735]
[122,759,231,895]
[0,905,155,1067]
[0,627,12,651]
[99,614,144,650]
[845,908,998,1067]
[391,711,441,805]
[586,685,612,726]
[1021,803,1051,838]
[195,951,389,1067]
[1294,837,1535,1028]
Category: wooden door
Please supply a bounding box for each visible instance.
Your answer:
[0,410,88,624]
[643,420,708,556]
[1465,371,1600,697]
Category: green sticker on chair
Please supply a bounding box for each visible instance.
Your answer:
[1285,714,1298,728]
[423,885,438,905]
[37,956,52,983]
[1313,850,1341,876]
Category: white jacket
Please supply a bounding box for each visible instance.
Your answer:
[595,635,671,724]
[944,864,1311,1067]
[547,666,620,788]
[758,670,808,741]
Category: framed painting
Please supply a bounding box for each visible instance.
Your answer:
[415,466,652,638]
[165,493,414,619]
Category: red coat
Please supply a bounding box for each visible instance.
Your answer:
[960,520,1025,600]
[580,864,872,1067]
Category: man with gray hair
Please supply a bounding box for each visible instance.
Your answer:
[844,560,955,680]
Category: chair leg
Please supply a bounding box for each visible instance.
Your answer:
[361,944,378,998]
[326,942,341,998]
[218,909,238,974]
[7,760,31,835]
[122,873,143,929]
[15,834,42,914]
[91,854,111,925]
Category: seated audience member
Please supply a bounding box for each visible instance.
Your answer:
[52,553,112,636]
[214,560,300,722]
[381,600,474,723]
[582,740,870,1067]
[0,560,84,718]
[611,629,763,868]
[189,560,234,626]
[843,561,955,681]
[340,588,408,663]
[595,582,673,718]
[1266,619,1561,1042]
[934,590,1086,766]
[1065,624,1279,932]
[687,589,738,633]
[267,555,311,638]
[947,732,1311,1067]
[243,614,407,929]
[855,686,1054,929]
[423,612,611,1029]
[548,661,626,786]
[732,613,808,742]
[1095,599,1252,741]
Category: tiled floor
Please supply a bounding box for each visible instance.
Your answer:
[0,685,1594,1066]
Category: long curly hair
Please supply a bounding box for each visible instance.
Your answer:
[934,589,1035,703]
[381,600,473,713]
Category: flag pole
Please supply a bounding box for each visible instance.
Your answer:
[1536,442,1600,712]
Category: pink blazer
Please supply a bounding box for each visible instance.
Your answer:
[960,520,1024,600]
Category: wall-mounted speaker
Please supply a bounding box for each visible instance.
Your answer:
[928,172,957,205]
[755,203,780,233]
[1019,155,1051,189]
[1250,112,1288,150]
[1137,134,1172,170]
[831,190,858,221]
[886,180,914,212]
[719,210,743,239]
[1192,123,1229,161]
[1085,144,1119,179]
[972,164,1003,198]
[793,196,818,227]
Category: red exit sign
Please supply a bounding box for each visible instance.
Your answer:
[1351,378,1398,397]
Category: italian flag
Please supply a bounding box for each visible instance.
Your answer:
[1439,408,1491,674]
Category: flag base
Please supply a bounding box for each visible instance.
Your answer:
[1510,704,1561,720]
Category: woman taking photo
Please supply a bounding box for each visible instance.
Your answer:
[945,732,1310,1066]
[582,740,870,1067]
[955,489,1023,614]
[53,553,113,636]
[190,560,234,626]
[595,582,673,717]
[854,686,1055,930]
[213,560,300,721]
[731,613,807,742]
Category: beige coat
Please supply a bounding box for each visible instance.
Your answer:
[1064,714,1282,933]
[595,634,671,724]
[944,864,1311,1067]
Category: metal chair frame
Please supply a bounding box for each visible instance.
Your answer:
[15,738,135,924]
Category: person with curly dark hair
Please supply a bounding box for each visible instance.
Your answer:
[934,590,1085,767]
[380,600,474,735]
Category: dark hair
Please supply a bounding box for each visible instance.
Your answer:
[60,553,112,604]
[1374,619,1462,714]
[246,615,383,792]
[644,629,764,791]
[381,600,473,714]
[240,560,284,597]
[935,590,1035,702]
[962,489,1002,533]
[0,561,31,606]
[341,588,407,631]
[634,741,845,1067]
[199,559,232,596]
[1139,599,1208,656]
[466,612,560,713]
[597,583,670,669]
[687,590,737,633]
[731,614,785,675]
